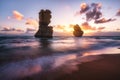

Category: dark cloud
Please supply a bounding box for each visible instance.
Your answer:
[116,9,120,16]
[86,11,94,21]
[78,2,102,21]
[77,2,116,24]
[91,3,102,9]
[94,18,116,23]
[86,11,102,21]
[86,2,102,21]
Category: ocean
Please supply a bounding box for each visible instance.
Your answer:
[0,35,120,80]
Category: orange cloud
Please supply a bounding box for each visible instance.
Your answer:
[81,22,96,31]
[116,9,120,16]
[97,27,105,31]
[53,25,74,33]
[80,3,88,9]
[80,3,89,14]
[13,10,24,20]
[26,18,38,27]
[81,22,105,32]
[53,25,65,32]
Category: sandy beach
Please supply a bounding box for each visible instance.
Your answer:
[17,54,120,80]
[55,54,120,80]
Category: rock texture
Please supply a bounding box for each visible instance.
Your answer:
[35,9,53,38]
[73,24,84,37]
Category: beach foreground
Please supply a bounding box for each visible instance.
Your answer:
[56,54,120,80]
[20,54,120,80]
[0,36,120,80]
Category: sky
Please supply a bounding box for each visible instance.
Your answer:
[0,0,120,36]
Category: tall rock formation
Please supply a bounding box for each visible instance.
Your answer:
[73,24,84,37]
[35,9,53,38]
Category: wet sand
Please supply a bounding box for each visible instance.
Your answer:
[56,54,120,80]
[20,54,120,80]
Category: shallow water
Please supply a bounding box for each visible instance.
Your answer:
[0,35,120,80]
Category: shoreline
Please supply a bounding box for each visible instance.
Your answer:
[18,53,120,80]
[55,54,120,80]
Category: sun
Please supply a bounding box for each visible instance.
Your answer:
[64,26,74,32]
[83,30,93,33]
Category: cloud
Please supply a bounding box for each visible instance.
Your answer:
[81,22,96,30]
[9,10,38,28]
[15,28,24,32]
[81,22,105,31]
[13,10,24,20]
[80,3,90,14]
[77,2,116,24]
[86,3,102,21]
[26,27,36,33]
[86,10,102,21]
[1,27,11,31]
[26,18,38,27]
[94,18,116,23]
[116,9,120,16]
[77,2,102,21]
[1,27,24,32]
[116,28,120,31]
[97,27,105,31]
[91,3,102,9]
[53,25,74,33]
[53,25,66,32]
[75,3,89,16]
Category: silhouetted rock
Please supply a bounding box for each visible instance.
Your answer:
[73,24,84,37]
[35,9,53,38]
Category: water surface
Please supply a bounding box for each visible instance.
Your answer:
[0,35,120,80]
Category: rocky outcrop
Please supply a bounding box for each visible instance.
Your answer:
[35,9,53,38]
[73,24,84,37]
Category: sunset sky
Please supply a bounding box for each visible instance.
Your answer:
[0,0,120,36]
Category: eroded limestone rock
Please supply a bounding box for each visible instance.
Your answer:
[35,9,53,38]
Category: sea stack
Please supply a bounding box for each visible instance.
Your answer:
[73,24,84,37]
[35,9,53,38]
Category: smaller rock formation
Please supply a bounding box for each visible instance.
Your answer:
[35,9,53,38]
[73,24,84,37]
